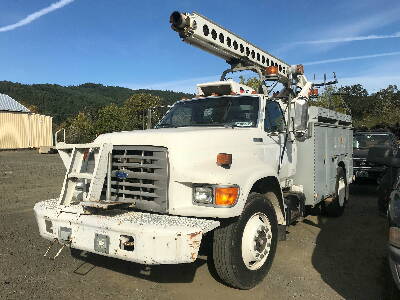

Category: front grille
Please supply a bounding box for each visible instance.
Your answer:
[103,146,169,213]
[354,159,375,168]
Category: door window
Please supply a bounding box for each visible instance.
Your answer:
[264,101,285,132]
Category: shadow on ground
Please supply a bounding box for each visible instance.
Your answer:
[70,249,208,284]
[68,233,219,284]
[310,180,400,299]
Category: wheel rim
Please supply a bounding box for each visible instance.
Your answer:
[241,212,272,270]
[338,178,346,206]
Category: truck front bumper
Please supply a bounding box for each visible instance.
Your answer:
[34,199,220,265]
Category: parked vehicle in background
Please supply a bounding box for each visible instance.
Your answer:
[388,168,400,290]
[353,131,398,181]
[369,147,400,289]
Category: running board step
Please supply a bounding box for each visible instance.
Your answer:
[283,191,305,225]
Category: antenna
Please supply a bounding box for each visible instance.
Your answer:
[313,72,338,87]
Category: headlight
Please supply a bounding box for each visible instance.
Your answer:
[193,185,239,206]
[193,186,213,204]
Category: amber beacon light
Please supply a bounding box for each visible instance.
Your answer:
[265,66,279,75]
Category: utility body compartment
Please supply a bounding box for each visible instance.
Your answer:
[294,106,353,206]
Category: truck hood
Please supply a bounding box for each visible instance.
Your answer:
[353,148,369,160]
[93,127,271,193]
[94,127,256,150]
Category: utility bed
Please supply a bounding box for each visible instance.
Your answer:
[294,106,353,205]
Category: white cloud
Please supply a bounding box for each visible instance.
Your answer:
[275,7,400,54]
[303,51,400,66]
[292,32,400,45]
[0,0,74,33]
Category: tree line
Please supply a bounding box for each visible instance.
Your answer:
[1,80,399,143]
[0,81,192,125]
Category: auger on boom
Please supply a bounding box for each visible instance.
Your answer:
[34,11,352,290]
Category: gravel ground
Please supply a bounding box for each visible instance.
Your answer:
[0,150,399,299]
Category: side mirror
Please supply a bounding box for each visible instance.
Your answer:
[294,98,309,134]
[390,158,400,168]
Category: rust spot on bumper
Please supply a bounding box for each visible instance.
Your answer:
[188,231,201,239]
[188,231,202,261]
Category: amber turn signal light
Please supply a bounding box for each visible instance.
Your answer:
[265,66,279,75]
[217,153,232,167]
[215,187,239,206]
[309,88,319,96]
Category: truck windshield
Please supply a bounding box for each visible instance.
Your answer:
[156,96,259,128]
[353,133,391,149]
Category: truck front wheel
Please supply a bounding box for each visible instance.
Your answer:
[212,192,278,289]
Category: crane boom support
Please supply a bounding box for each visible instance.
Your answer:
[170,12,290,79]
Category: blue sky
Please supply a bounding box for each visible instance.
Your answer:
[0,0,399,93]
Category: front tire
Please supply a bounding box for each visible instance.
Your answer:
[212,192,278,289]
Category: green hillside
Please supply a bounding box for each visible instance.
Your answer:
[0,81,193,124]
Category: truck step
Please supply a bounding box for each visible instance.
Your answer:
[283,192,305,225]
[58,144,113,207]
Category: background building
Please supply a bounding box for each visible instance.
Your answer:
[0,93,52,149]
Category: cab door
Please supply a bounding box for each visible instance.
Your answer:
[263,100,295,185]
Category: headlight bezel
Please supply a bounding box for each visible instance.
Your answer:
[192,184,240,207]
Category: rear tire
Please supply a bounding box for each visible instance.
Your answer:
[323,167,347,217]
[212,192,278,289]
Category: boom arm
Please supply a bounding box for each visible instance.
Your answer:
[170,11,290,79]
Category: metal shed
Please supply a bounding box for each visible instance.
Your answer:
[0,93,53,149]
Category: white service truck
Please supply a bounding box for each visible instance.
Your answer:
[34,11,353,289]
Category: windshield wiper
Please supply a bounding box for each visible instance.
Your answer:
[156,124,178,128]
[224,122,254,128]
[190,123,225,127]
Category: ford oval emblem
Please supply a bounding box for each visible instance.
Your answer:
[116,171,128,179]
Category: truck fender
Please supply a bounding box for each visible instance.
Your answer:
[338,161,349,200]
[239,173,286,225]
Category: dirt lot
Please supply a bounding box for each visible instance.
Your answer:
[0,150,399,299]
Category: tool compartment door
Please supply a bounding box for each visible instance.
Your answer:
[314,124,329,201]
[326,126,338,193]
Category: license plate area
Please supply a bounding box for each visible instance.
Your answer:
[94,233,110,254]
